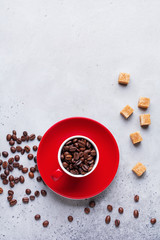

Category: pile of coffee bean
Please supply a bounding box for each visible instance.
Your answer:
[0,130,50,228]
[61,138,97,175]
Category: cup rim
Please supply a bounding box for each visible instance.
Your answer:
[58,135,99,178]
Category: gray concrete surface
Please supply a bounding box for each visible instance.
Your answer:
[0,0,160,239]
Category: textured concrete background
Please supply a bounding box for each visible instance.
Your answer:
[0,0,160,239]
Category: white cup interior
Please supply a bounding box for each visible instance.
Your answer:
[58,135,99,178]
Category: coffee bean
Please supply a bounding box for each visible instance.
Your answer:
[2,161,8,169]
[0,187,3,194]
[8,157,14,164]
[9,175,14,182]
[84,207,90,214]
[28,154,33,160]
[37,135,42,141]
[105,215,111,224]
[43,220,49,227]
[36,176,42,182]
[115,219,120,227]
[68,216,73,222]
[89,200,95,208]
[134,195,139,202]
[30,195,35,201]
[12,130,16,135]
[107,205,113,212]
[14,155,20,162]
[0,160,2,165]
[21,149,25,155]
[133,210,139,218]
[33,145,38,151]
[35,214,41,220]
[7,195,13,202]
[1,173,7,179]
[13,162,19,168]
[34,156,37,163]
[69,146,77,152]
[82,164,89,172]
[14,177,19,184]
[16,138,22,144]
[30,134,36,140]
[26,136,29,142]
[30,167,36,173]
[41,190,47,197]
[8,165,13,171]
[118,207,124,214]
[10,181,15,188]
[91,150,96,156]
[65,155,72,161]
[8,190,14,195]
[6,134,12,141]
[12,134,17,141]
[26,189,31,195]
[3,179,8,185]
[16,146,22,152]
[28,172,34,179]
[19,175,25,183]
[24,146,30,153]
[4,169,9,176]
[10,199,17,207]
[62,162,68,168]
[23,131,28,136]
[10,147,16,153]
[22,167,28,173]
[35,190,40,197]
[18,165,23,170]
[21,136,26,142]
[22,197,29,203]
[9,140,15,146]
[2,151,8,158]
[150,218,156,225]
[35,164,39,172]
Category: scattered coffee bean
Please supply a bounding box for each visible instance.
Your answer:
[118,207,124,214]
[26,189,31,195]
[22,197,29,203]
[21,136,26,142]
[37,135,42,141]
[26,136,30,142]
[7,195,13,202]
[16,138,22,144]
[22,167,28,173]
[3,179,8,185]
[29,134,36,140]
[107,205,113,212]
[1,173,7,179]
[24,146,30,153]
[28,154,33,160]
[34,156,37,163]
[35,190,40,197]
[9,175,14,182]
[6,134,12,141]
[23,131,28,136]
[84,207,90,214]
[8,157,14,164]
[18,165,23,170]
[2,161,8,169]
[150,218,156,225]
[33,145,38,151]
[134,195,139,202]
[14,155,20,162]
[19,175,25,183]
[13,162,19,168]
[41,190,47,197]
[89,200,95,208]
[12,130,16,135]
[9,140,15,146]
[30,195,35,201]
[21,149,25,155]
[16,146,22,152]
[12,134,17,141]
[10,199,17,207]
[36,176,42,182]
[10,181,15,188]
[68,216,73,222]
[8,165,13,172]
[10,147,16,153]
[8,190,14,195]
[43,220,49,227]
[30,167,36,173]
[105,215,111,224]
[35,214,41,220]
[14,177,19,184]
[2,151,8,158]
[0,187,3,194]
[4,169,9,176]
[115,219,120,227]
[28,172,34,179]
[133,210,139,218]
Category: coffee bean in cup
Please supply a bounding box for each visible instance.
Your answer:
[60,137,97,175]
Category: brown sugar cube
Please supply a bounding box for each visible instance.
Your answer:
[132,162,146,177]
[118,73,130,85]
[120,105,134,119]
[138,97,150,109]
[140,114,151,126]
[130,131,142,144]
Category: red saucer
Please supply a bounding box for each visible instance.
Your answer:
[37,117,119,199]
